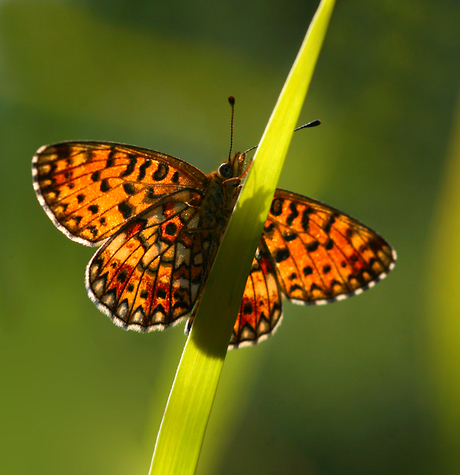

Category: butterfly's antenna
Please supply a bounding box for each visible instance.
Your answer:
[294,119,321,132]
[228,96,235,160]
[243,144,258,155]
[243,119,321,155]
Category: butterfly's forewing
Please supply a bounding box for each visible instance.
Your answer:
[263,189,396,305]
[86,190,213,330]
[229,241,283,349]
[32,142,207,246]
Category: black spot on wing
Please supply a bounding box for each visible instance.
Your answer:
[301,207,313,231]
[243,301,253,315]
[324,239,334,251]
[87,225,98,237]
[323,214,336,234]
[286,202,299,226]
[91,170,101,182]
[138,161,152,181]
[270,198,284,216]
[118,201,133,220]
[264,222,275,233]
[120,155,136,177]
[156,288,167,299]
[310,283,323,293]
[275,249,290,263]
[289,283,303,293]
[307,241,319,253]
[153,163,169,181]
[100,179,110,192]
[106,151,116,168]
[123,183,136,195]
[303,266,313,276]
[147,187,157,200]
[70,215,82,226]
[283,232,298,242]
[165,222,177,235]
[117,269,128,283]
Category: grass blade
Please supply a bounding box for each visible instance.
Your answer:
[149,1,335,473]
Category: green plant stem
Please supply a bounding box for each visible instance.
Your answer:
[148,1,335,474]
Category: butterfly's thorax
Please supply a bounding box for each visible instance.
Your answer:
[197,151,245,231]
[200,171,240,230]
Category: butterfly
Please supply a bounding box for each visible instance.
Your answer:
[32,139,396,349]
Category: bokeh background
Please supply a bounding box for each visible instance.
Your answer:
[1,1,460,474]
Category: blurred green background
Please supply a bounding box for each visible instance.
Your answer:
[1,1,460,474]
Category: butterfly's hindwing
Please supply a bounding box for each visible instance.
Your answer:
[229,240,283,349]
[86,191,213,331]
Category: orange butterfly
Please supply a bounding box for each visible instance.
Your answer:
[32,139,396,349]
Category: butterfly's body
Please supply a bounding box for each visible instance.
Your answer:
[33,141,395,349]
[200,162,242,231]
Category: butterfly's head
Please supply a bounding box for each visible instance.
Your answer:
[217,152,247,182]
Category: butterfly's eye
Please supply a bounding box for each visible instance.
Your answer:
[218,163,233,179]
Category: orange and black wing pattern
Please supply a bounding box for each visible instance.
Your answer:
[86,192,214,330]
[263,189,396,305]
[227,189,396,349]
[229,241,283,349]
[33,140,396,350]
[32,142,207,246]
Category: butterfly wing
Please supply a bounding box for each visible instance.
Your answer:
[32,141,207,246]
[33,141,396,344]
[86,191,213,330]
[229,240,283,349]
[263,189,396,304]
